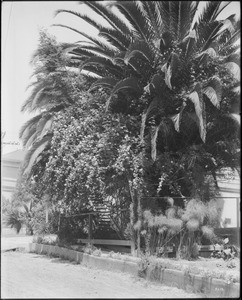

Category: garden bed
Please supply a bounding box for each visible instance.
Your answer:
[138,255,240,284]
[29,241,240,297]
[33,235,240,284]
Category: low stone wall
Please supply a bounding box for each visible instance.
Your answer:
[28,243,138,276]
[145,264,239,297]
[28,243,239,298]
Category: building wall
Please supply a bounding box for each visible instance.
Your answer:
[216,170,240,228]
[1,150,25,198]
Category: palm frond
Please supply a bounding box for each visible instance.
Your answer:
[99,27,130,50]
[213,14,237,40]
[19,115,42,142]
[157,1,173,34]
[140,93,166,138]
[80,65,108,78]
[170,102,186,132]
[140,1,163,39]
[202,76,222,108]
[106,77,142,111]
[187,83,206,142]
[196,46,217,65]
[82,1,131,35]
[163,52,180,89]
[170,1,194,41]
[124,39,154,64]
[198,1,224,24]
[23,135,51,176]
[115,1,150,41]
[80,56,123,78]
[111,77,142,96]
[36,117,53,139]
[204,22,225,51]
[55,9,104,31]
[24,132,38,150]
[89,77,118,91]
[222,29,241,52]
[52,24,116,54]
[21,82,47,112]
[67,45,113,60]
[159,31,174,52]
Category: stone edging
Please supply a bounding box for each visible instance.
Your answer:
[27,243,239,298]
[145,264,240,298]
[28,243,138,276]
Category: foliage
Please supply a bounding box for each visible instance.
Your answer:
[56,1,240,158]
[6,173,59,236]
[33,235,58,245]
[31,90,142,240]
[5,209,23,234]
[54,1,240,209]
[19,2,240,252]
[1,194,13,218]
[134,197,222,259]
[211,238,240,260]
[20,30,92,176]
[5,200,37,235]
[138,254,240,284]
[10,175,38,207]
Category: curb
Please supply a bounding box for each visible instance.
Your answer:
[28,243,239,298]
[28,243,138,276]
[145,264,239,298]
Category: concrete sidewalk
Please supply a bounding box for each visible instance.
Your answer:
[1,236,34,252]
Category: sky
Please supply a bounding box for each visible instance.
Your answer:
[1,1,241,154]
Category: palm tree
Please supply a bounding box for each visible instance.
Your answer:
[20,31,85,175]
[21,2,240,180]
[54,1,240,194]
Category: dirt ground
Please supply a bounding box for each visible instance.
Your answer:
[1,251,201,299]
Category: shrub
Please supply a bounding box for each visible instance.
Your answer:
[5,210,23,234]
[134,198,220,259]
[92,248,102,257]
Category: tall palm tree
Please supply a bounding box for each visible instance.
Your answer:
[54,1,240,185]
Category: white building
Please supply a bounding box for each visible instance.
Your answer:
[1,150,26,199]
[216,169,240,228]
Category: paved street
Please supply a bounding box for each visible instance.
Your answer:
[1,251,201,298]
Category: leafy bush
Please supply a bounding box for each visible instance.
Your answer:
[92,248,102,257]
[33,235,58,245]
[211,238,240,260]
[83,243,97,255]
[5,209,23,234]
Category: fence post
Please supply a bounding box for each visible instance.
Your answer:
[131,240,136,256]
[88,213,93,243]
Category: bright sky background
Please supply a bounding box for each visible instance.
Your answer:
[1,1,240,154]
